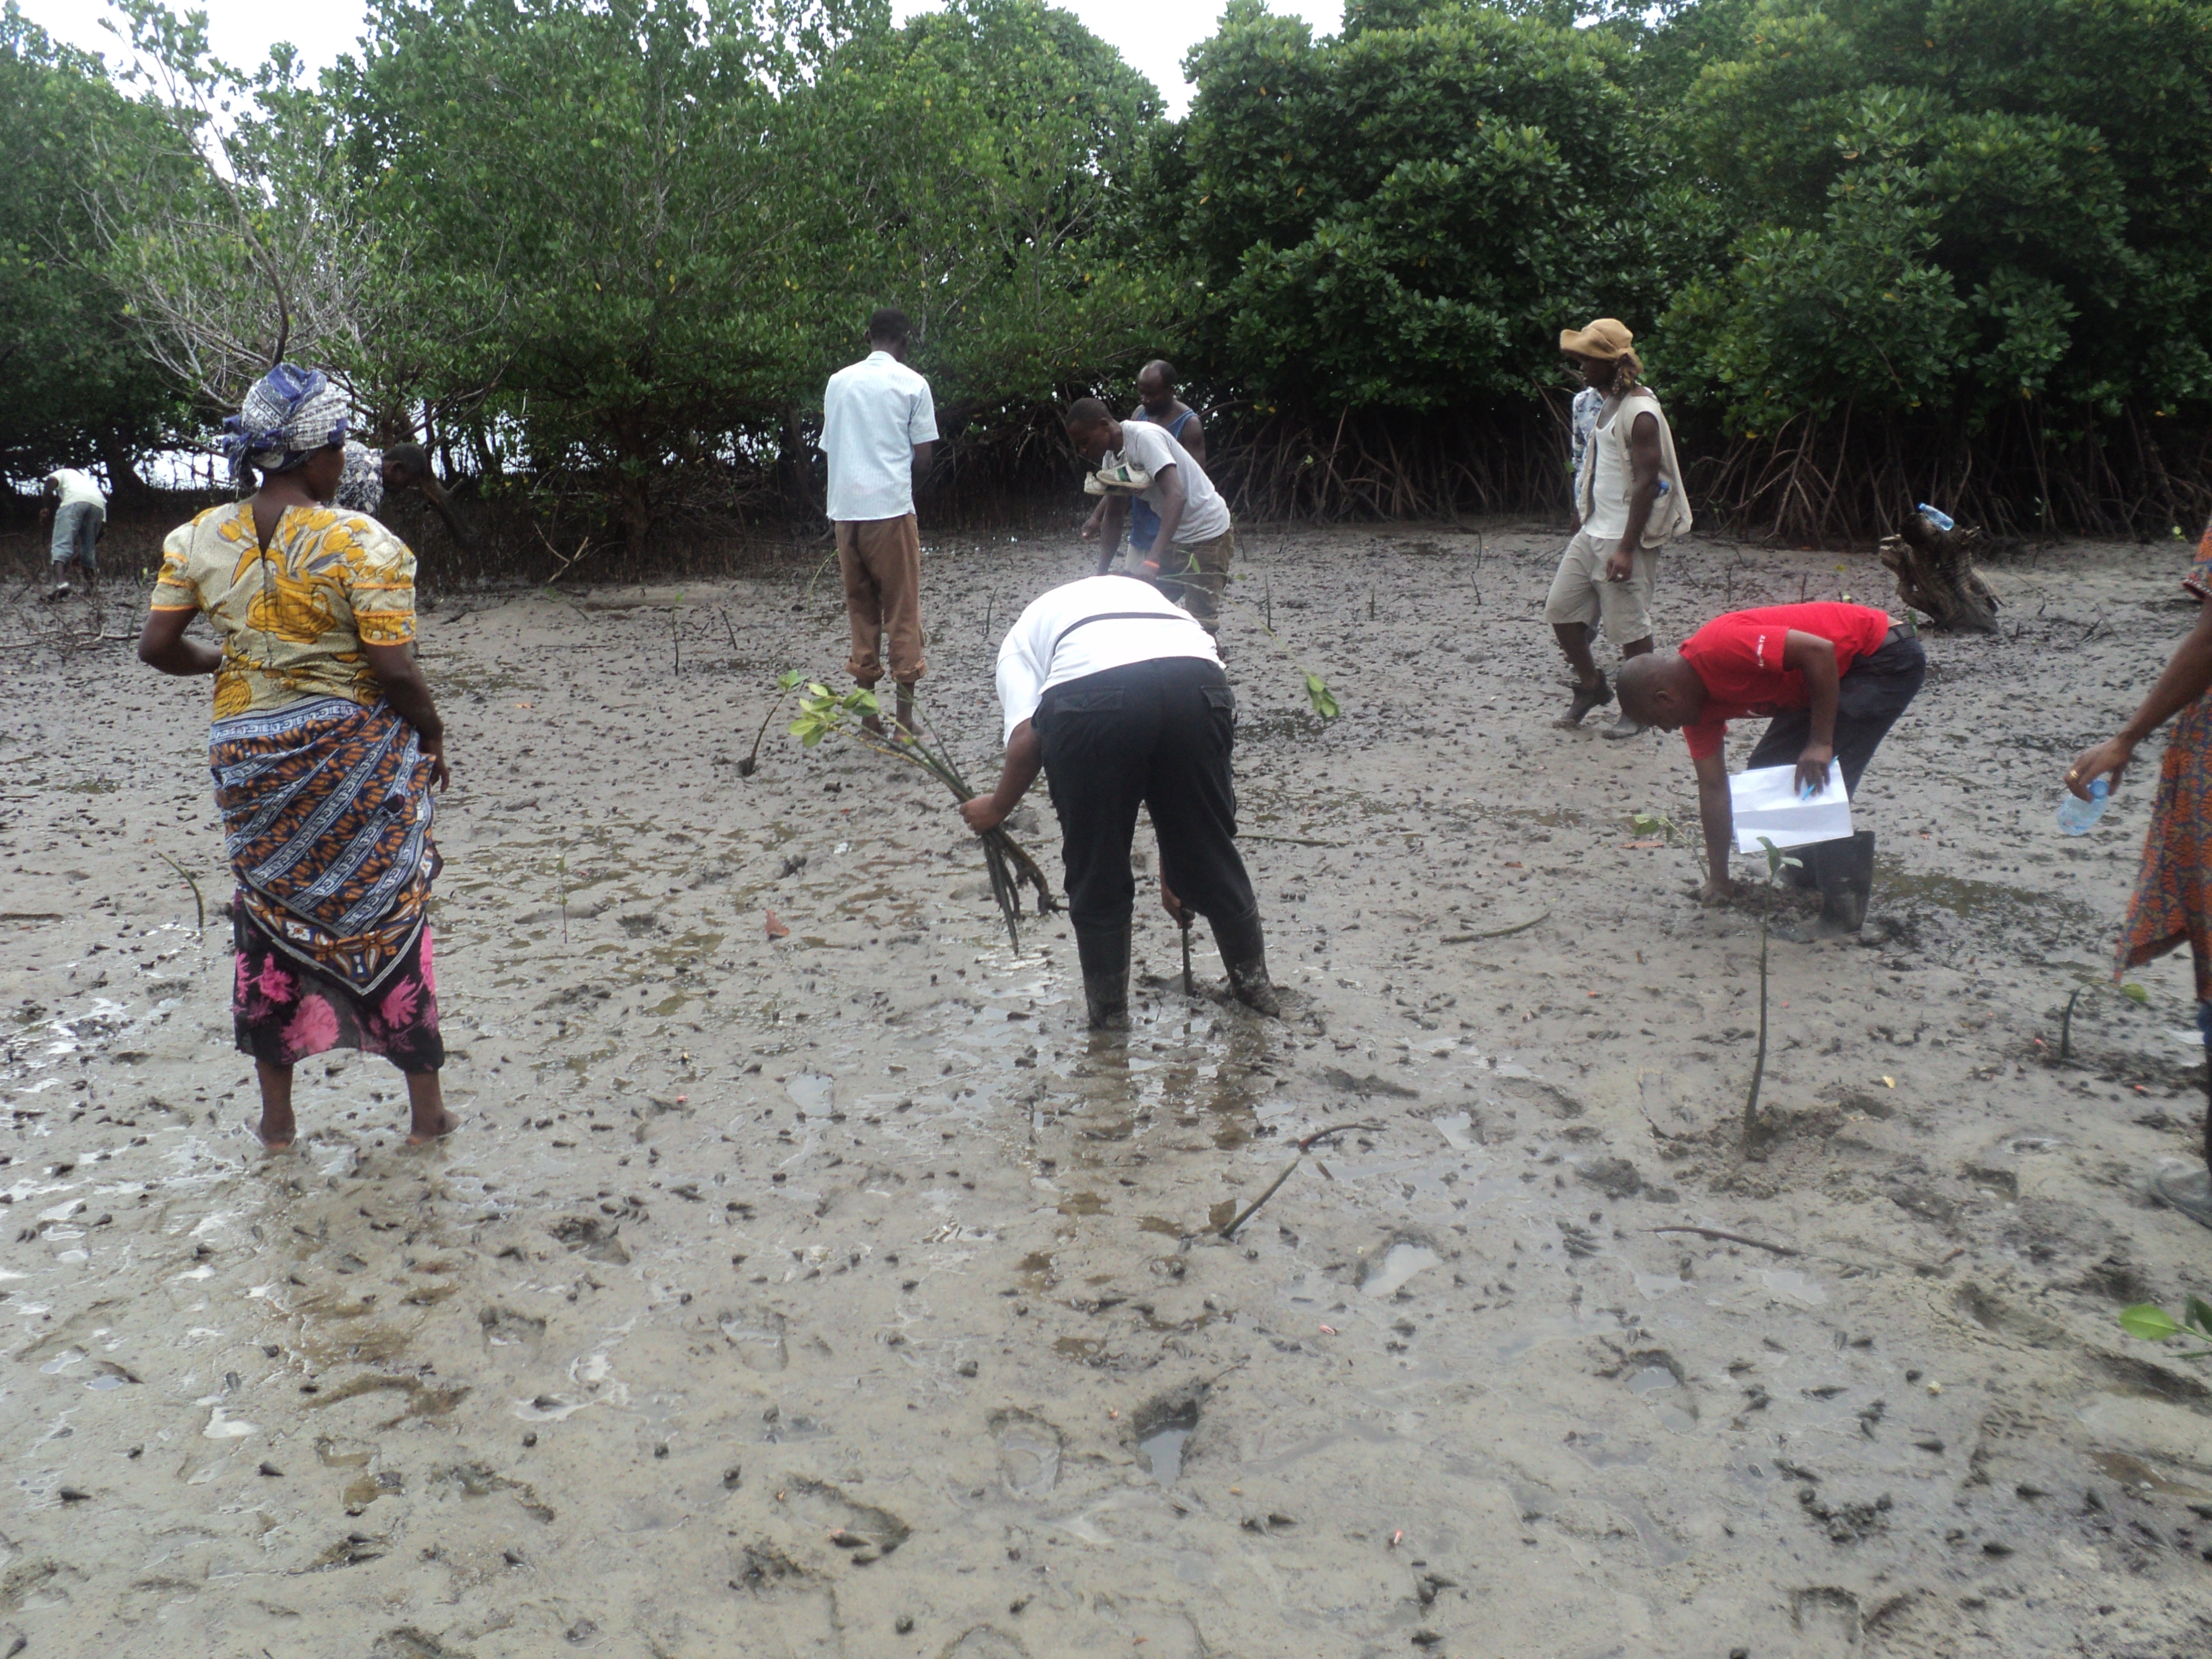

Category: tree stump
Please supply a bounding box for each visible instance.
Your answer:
[1876,512,2001,633]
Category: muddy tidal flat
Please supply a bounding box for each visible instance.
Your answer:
[3,524,2211,1658]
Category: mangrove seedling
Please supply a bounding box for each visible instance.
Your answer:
[155,851,205,940]
[788,684,1057,951]
[740,669,807,776]
[2118,1296,2212,1362]
[1744,836,1801,1148]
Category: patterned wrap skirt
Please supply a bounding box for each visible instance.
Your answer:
[2117,688,2212,1004]
[211,695,444,1071]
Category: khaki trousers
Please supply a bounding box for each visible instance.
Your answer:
[836,514,926,686]
[1151,526,1235,633]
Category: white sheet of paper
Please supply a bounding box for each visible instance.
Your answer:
[1730,760,1852,854]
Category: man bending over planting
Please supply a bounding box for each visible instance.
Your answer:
[958,573,1279,1030]
[1616,602,1926,937]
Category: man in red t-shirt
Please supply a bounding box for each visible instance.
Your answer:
[1617,602,1926,933]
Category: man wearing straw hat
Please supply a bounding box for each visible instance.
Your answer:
[1545,318,1692,739]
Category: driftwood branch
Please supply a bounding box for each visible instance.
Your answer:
[1877,512,2000,633]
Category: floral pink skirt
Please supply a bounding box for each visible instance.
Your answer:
[233,908,444,1073]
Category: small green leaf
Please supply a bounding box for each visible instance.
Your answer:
[2119,1303,2183,1341]
[2185,1295,2212,1337]
[2120,983,2149,1005]
[1304,672,1340,720]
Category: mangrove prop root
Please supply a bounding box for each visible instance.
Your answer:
[1441,906,1551,944]
[155,852,206,938]
[1219,1157,1301,1240]
[2059,988,2080,1061]
[1648,1225,1799,1258]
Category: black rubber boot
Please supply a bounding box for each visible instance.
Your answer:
[1556,672,1611,729]
[1812,830,1875,932]
[1073,922,1131,1031]
[1209,909,1281,1017]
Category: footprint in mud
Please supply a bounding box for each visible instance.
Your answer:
[941,1631,1029,1659]
[1131,1387,1207,1485]
[988,1408,1063,1499]
[718,1307,789,1371]
[1621,1350,1699,1434]
[784,1478,909,1563]
[1791,1586,1862,1656]
[480,1306,548,1355]
[548,1215,630,1264]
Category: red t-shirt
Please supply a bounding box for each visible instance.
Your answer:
[1679,603,1894,760]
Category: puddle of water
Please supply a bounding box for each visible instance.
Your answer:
[1136,1215,1182,1236]
[1434,1113,1474,1151]
[785,1073,834,1114]
[1757,1269,1829,1307]
[1361,1243,1439,1299]
[1625,1365,1698,1435]
[1138,1410,1198,1484]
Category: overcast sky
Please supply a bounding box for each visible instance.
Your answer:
[17,0,1344,117]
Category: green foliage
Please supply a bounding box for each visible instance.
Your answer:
[2118,1296,2212,1360]
[1177,0,1659,411]
[11,0,2210,534]
[789,683,878,748]
[0,3,186,480]
[1657,0,2212,436]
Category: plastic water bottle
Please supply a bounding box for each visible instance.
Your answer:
[1917,503,1955,533]
[2056,776,2110,836]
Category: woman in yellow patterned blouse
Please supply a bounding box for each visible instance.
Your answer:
[137,364,457,1152]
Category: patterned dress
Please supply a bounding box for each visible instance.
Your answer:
[152,502,444,1072]
[2117,516,2212,1002]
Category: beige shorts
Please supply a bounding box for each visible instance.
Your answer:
[1543,528,1658,645]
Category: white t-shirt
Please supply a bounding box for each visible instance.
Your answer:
[46,468,106,510]
[820,351,938,523]
[994,575,1222,740]
[1106,420,1232,545]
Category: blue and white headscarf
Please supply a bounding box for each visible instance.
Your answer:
[223,364,351,481]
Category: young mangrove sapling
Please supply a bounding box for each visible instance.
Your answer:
[787,685,1057,951]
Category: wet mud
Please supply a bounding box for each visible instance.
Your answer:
[4,524,2211,1656]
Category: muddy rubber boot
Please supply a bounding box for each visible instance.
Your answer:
[2151,1164,2212,1230]
[1210,909,1281,1017]
[1073,922,1131,1031]
[1813,830,1875,932]
[1556,672,1611,729]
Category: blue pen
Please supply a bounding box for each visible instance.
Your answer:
[1798,781,1815,802]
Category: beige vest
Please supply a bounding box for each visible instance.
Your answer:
[1579,389,1694,546]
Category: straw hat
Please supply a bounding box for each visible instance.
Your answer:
[1559,318,1635,359]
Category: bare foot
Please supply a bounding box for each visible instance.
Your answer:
[405,1110,460,1146]
[246,1117,296,1154]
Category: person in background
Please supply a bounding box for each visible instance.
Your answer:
[337,439,469,551]
[1086,359,1205,569]
[1067,397,1236,635]
[1544,319,1692,739]
[1616,601,1924,937]
[40,466,108,596]
[820,307,938,737]
[2067,513,2212,1229]
[137,364,455,1152]
[959,572,1279,1030]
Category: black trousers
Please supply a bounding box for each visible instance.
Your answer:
[1745,633,1926,792]
[1036,658,1258,932]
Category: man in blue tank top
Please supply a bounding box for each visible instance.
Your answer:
[1087,359,1206,564]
